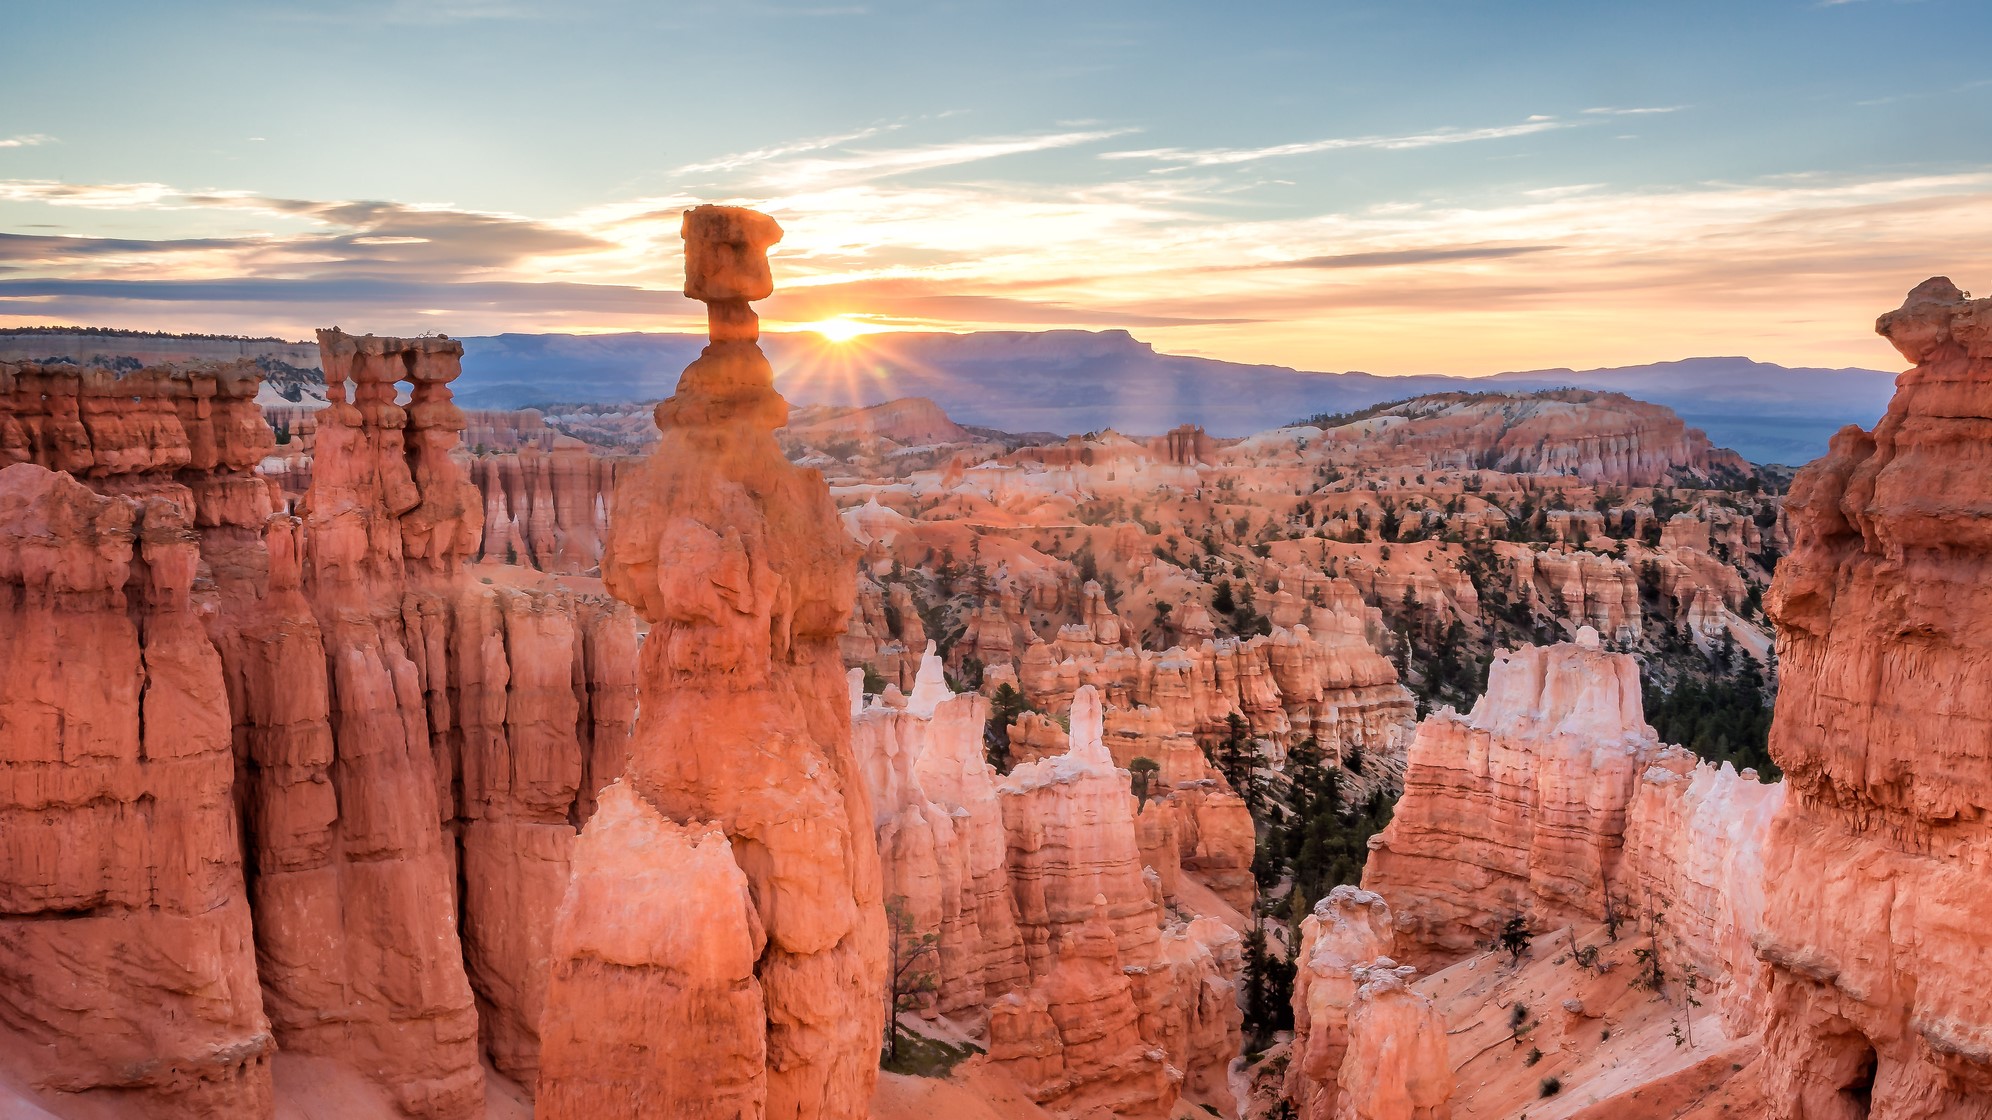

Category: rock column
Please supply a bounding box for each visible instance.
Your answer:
[537,207,887,1120]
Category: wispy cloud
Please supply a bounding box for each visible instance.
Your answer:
[1581,106,1687,116]
[1216,245,1561,271]
[1099,117,1570,167]
[675,123,906,175]
[0,180,184,208]
[0,135,57,149]
[743,128,1141,188]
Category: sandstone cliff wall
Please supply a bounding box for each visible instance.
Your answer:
[0,359,276,1118]
[0,342,639,1118]
[1755,278,1992,1117]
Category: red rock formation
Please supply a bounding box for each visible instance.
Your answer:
[1755,277,1992,1116]
[1361,628,1767,968]
[1332,961,1453,1120]
[1,341,641,1116]
[992,686,1244,1117]
[452,584,636,1084]
[1619,746,1785,1025]
[853,651,1030,1013]
[271,329,486,1118]
[999,688,1163,978]
[1318,389,1739,486]
[1497,544,1643,643]
[0,457,273,1118]
[540,206,887,1120]
[986,901,1179,1119]
[1287,887,1397,1120]
[1017,617,1412,768]
[472,438,619,573]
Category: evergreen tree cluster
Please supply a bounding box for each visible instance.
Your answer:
[1269,737,1397,914]
[1643,658,1778,778]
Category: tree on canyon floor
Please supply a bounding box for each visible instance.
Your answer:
[883,896,940,1065]
[1240,918,1295,1049]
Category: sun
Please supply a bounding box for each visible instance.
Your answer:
[797,315,880,344]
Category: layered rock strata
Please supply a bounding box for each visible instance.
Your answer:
[274,328,487,1117]
[1362,626,1781,1025]
[855,663,1245,1117]
[1286,887,1397,1120]
[0,341,641,1118]
[0,359,275,1118]
[1754,277,1992,1116]
[1361,628,1660,962]
[852,648,1029,1014]
[990,686,1244,1117]
[1015,618,1414,769]
[1332,961,1453,1120]
[470,438,619,574]
[539,207,887,1120]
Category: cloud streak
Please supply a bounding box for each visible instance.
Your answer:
[1099,117,1570,167]
[675,123,907,175]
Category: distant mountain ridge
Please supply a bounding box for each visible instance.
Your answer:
[0,326,1896,464]
[448,330,1895,464]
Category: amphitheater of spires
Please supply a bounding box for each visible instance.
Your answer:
[1,207,1987,1120]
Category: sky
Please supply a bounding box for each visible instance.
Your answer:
[3,0,1990,375]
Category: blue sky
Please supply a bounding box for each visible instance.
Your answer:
[3,0,1989,372]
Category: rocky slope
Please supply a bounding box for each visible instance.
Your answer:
[1260,278,1992,1120]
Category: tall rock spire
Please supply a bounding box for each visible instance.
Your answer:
[537,207,887,1120]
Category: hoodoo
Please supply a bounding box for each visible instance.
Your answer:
[537,207,888,1119]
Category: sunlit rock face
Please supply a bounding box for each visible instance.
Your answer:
[985,900,1179,1120]
[1329,388,1742,487]
[0,358,275,1118]
[472,435,619,573]
[0,341,640,1118]
[266,329,489,1117]
[539,207,888,1120]
[1361,629,1663,963]
[1360,627,1783,1029]
[271,331,636,1106]
[1755,277,1992,1117]
[1014,618,1414,779]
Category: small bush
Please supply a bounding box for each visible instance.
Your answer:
[1540,1077,1563,1098]
[1525,1046,1542,1066]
